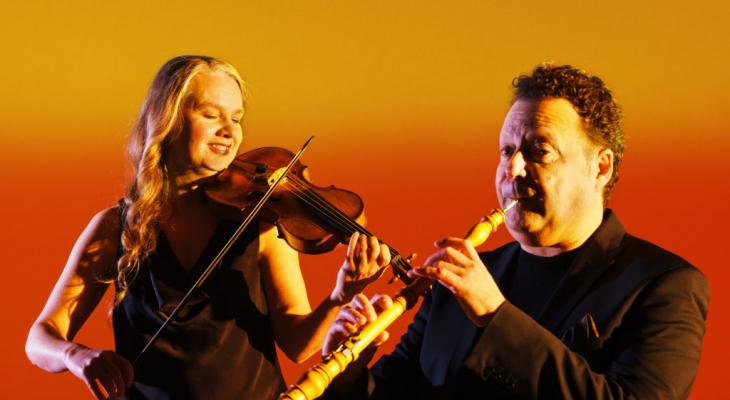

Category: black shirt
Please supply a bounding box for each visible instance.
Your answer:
[503,247,579,320]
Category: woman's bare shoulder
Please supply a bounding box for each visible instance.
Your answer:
[68,205,123,279]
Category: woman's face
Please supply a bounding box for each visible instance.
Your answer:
[168,71,244,183]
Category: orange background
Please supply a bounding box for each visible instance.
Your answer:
[1,1,728,398]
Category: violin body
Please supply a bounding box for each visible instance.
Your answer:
[205,147,366,254]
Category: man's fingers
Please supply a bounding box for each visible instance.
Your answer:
[437,237,479,259]
[408,262,462,291]
[423,248,447,267]
[443,247,471,268]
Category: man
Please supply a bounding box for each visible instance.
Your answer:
[322,64,709,399]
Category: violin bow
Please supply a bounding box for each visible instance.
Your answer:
[132,136,315,366]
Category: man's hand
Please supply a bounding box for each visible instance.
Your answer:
[407,237,505,327]
[330,232,391,305]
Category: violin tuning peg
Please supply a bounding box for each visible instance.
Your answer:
[406,253,417,263]
[388,275,400,284]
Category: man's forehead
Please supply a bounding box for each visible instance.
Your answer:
[501,98,579,138]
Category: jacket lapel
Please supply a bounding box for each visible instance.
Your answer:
[537,210,626,334]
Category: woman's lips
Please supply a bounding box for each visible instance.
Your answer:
[208,143,231,155]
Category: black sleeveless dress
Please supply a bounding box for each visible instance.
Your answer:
[113,210,286,399]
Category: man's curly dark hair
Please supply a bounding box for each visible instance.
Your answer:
[512,64,624,206]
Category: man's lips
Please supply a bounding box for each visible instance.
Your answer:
[502,182,539,201]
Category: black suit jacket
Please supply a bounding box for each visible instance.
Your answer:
[344,211,709,399]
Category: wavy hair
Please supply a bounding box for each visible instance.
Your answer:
[114,55,245,305]
[512,64,624,206]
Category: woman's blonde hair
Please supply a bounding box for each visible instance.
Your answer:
[115,55,245,305]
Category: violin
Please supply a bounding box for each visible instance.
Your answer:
[204,146,366,254]
[203,145,415,281]
[134,140,415,366]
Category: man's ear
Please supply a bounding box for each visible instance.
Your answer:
[595,148,614,191]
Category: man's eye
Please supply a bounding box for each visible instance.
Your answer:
[500,147,514,157]
[528,146,555,163]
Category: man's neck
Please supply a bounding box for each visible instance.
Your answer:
[520,207,604,257]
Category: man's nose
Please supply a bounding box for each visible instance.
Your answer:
[508,151,527,179]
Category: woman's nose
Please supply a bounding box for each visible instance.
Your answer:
[217,119,236,138]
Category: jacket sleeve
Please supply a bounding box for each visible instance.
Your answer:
[462,266,709,399]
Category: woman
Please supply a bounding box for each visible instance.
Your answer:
[25,55,389,399]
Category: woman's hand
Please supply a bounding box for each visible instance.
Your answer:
[330,232,391,305]
[64,344,133,400]
[323,293,393,355]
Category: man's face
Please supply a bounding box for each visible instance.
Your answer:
[495,98,607,250]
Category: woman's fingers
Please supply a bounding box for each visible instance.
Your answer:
[371,294,393,313]
[86,378,106,400]
[367,236,380,264]
[345,233,390,280]
[100,355,126,398]
[107,352,134,390]
[376,243,391,267]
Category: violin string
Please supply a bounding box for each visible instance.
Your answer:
[282,174,362,232]
[283,175,371,237]
[229,159,364,238]
[230,159,360,235]
[282,175,413,274]
[233,162,413,273]
[285,183,365,238]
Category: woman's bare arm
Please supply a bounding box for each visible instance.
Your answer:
[26,207,133,399]
[259,224,389,363]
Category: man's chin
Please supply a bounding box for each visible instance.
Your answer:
[506,212,545,241]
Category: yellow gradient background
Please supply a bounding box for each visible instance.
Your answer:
[1,1,728,398]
